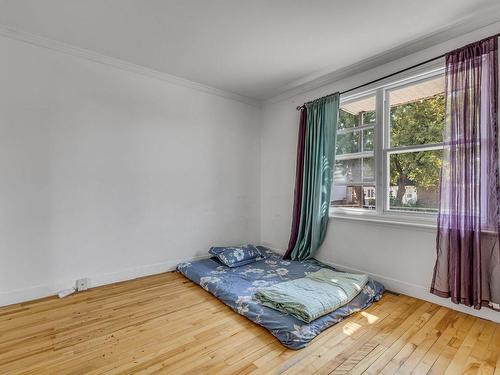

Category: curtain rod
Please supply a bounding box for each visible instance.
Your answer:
[296,32,500,111]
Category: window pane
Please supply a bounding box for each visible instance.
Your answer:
[338,110,358,130]
[362,111,376,125]
[389,76,445,148]
[336,131,361,155]
[362,157,374,181]
[363,128,374,151]
[331,185,376,210]
[334,158,361,183]
[389,149,442,213]
[334,157,374,184]
[339,95,376,130]
[334,94,377,211]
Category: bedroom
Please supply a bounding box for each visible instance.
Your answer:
[0,0,499,373]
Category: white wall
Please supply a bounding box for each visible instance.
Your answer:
[261,22,500,322]
[0,35,261,306]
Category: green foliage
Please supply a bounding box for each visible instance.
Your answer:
[390,150,442,189]
[390,95,444,147]
[362,111,375,125]
[338,109,358,130]
[363,128,374,151]
[389,95,444,206]
[336,132,360,155]
[336,110,375,155]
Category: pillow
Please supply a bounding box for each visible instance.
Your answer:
[209,244,265,267]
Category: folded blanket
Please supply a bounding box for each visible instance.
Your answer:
[254,268,368,323]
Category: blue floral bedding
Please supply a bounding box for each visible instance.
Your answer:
[176,247,384,350]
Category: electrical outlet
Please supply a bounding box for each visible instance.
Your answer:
[76,278,90,291]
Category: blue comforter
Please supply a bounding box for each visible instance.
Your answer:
[177,247,384,350]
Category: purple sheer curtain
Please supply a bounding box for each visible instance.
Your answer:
[431,36,500,310]
[284,108,307,259]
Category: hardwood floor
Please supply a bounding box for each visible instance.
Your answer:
[0,272,498,374]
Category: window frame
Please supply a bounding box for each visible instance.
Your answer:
[330,62,445,227]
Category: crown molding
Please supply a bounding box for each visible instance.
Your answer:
[2,6,499,110]
[0,24,260,108]
[263,5,500,105]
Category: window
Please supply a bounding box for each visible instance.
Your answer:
[331,95,376,210]
[331,67,445,222]
[387,76,444,213]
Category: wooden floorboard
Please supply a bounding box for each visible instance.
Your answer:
[0,272,498,374]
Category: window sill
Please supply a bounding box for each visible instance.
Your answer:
[329,209,437,230]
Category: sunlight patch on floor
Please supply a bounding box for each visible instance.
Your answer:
[343,321,362,336]
[360,311,380,324]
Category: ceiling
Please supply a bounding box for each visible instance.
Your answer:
[0,0,498,101]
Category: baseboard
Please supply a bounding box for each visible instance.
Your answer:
[320,259,500,323]
[0,255,209,308]
[4,253,498,323]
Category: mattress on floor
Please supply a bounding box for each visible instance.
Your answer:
[176,247,384,350]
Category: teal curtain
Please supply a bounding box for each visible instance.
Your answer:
[289,94,339,260]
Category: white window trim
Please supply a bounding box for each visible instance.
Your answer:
[330,61,445,227]
[331,209,437,230]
